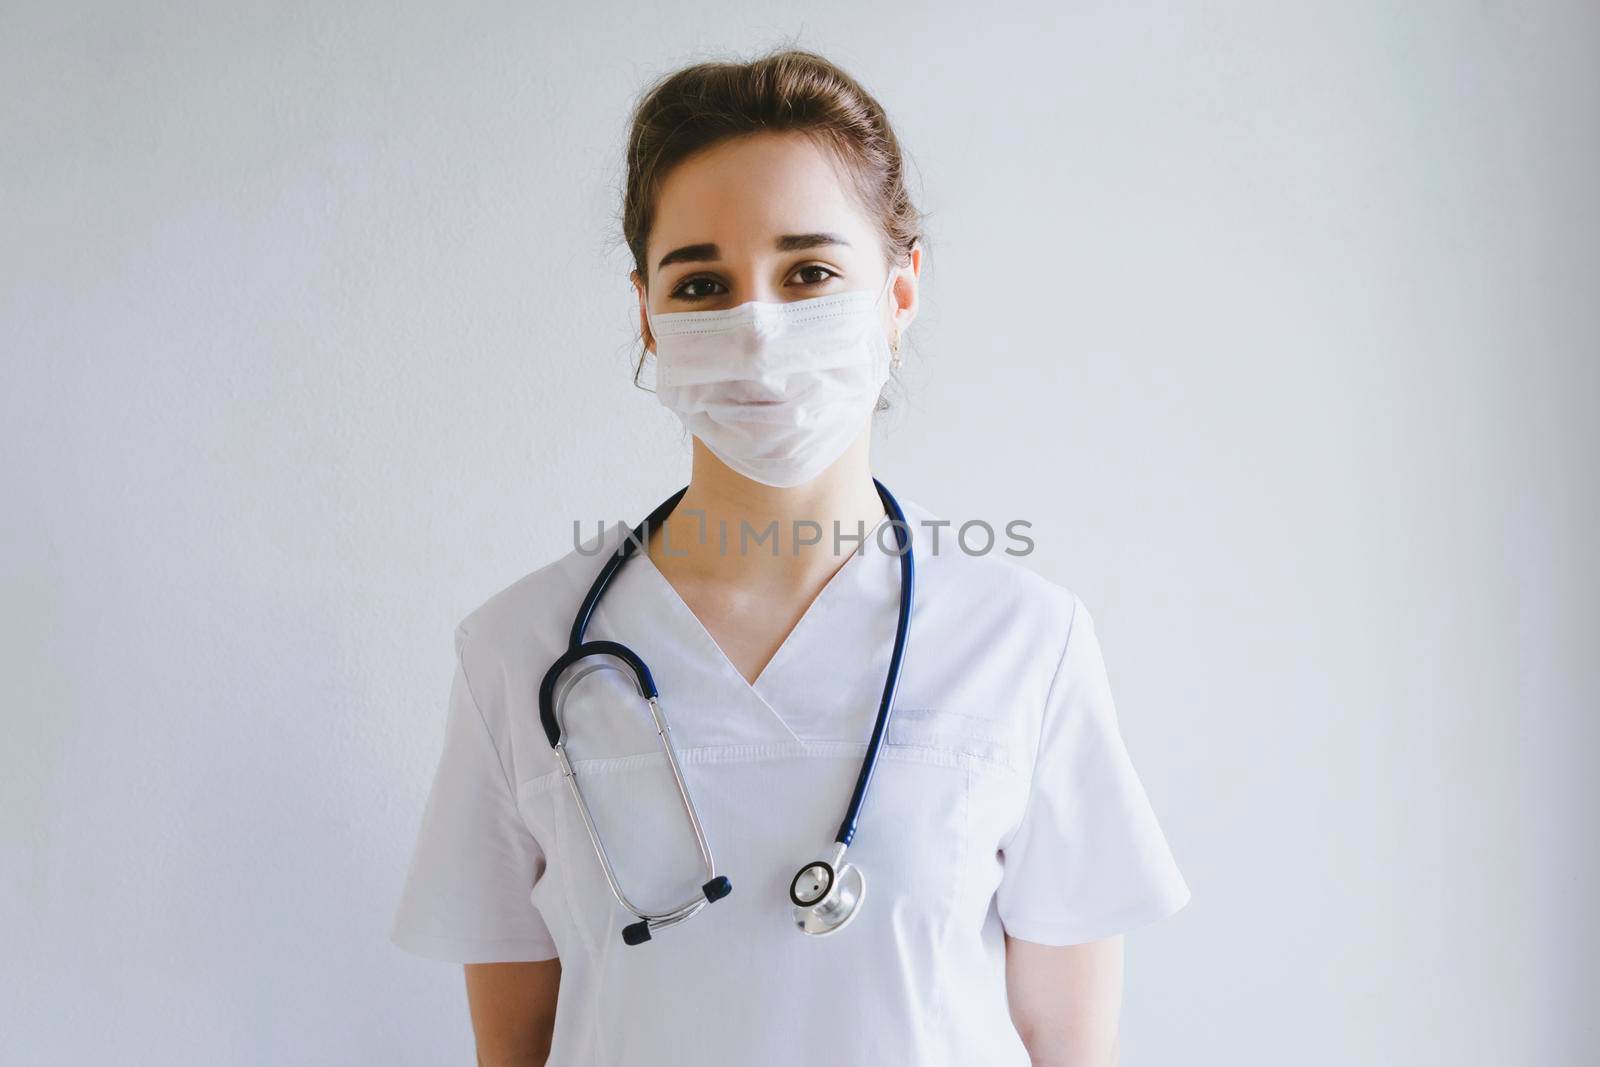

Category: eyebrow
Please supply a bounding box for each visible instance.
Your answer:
[655,233,852,272]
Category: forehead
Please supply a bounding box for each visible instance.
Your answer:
[646,131,879,270]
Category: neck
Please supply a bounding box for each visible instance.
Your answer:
[647,432,888,585]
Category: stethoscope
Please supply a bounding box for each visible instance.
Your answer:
[537,478,914,946]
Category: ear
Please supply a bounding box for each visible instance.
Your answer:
[889,253,920,336]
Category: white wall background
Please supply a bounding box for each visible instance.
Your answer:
[3,2,1595,1064]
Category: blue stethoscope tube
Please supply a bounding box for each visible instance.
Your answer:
[537,478,915,945]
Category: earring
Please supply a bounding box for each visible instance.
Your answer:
[889,331,903,371]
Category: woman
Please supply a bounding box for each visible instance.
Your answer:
[391,47,1188,1066]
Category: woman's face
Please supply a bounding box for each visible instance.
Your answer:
[635,130,915,352]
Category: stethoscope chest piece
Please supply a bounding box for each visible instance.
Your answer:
[790,844,867,937]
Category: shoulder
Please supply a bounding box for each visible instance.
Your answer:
[445,520,632,778]
[896,495,1083,654]
[451,519,626,680]
[889,494,1099,760]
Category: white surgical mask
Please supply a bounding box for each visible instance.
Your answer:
[644,271,898,488]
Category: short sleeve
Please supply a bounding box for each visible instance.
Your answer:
[995,596,1190,945]
[388,627,560,963]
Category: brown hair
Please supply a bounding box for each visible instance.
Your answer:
[619,46,927,388]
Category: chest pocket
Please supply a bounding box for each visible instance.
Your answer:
[882,707,1017,774]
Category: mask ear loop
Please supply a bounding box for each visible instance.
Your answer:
[635,284,659,395]
[877,270,905,412]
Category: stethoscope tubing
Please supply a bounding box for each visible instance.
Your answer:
[568,486,689,650]
[834,480,914,846]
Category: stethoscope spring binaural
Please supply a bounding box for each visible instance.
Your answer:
[537,478,915,946]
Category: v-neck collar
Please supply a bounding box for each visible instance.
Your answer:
[629,511,893,737]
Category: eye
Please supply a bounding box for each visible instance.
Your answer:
[667,275,727,301]
[790,263,838,287]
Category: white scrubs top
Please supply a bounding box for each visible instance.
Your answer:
[390,497,1189,1065]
